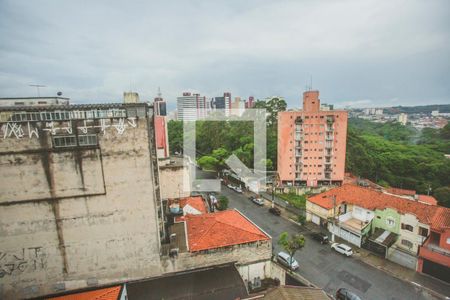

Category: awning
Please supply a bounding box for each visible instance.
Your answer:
[369,228,398,248]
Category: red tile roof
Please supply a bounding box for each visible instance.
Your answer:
[418,195,438,206]
[387,187,416,196]
[185,209,270,252]
[48,286,122,300]
[308,184,449,230]
[170,196,208,214]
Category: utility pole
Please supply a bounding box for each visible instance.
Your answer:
[331,195,336,242]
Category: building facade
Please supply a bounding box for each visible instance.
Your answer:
[176,92,207,121]
[0,96,70,107]
[0,103,164,299]
[278,91,348,187]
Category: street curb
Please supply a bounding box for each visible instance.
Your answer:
[355,256,449,299]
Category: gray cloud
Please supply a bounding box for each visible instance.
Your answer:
[0,0,449,110]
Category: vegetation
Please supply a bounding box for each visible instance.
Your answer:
[347,119,450,203]
[217,195,229,211]
[434,186,450,208]
[278,232,305,268]
[276,192,306,209]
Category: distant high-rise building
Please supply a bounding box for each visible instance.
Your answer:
[398,113,408,125]
[213,92,232,116]
[176,92,207,121]
[123,91,140,103]
[153,88,167,116]
[278,90,348,187]
[246,96,255,108]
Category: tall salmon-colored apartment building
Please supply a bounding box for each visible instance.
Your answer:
[277,91,348,187]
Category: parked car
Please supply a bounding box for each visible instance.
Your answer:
[227,184,235,189]
[234,186,243,193]
[277,252,299,270]
[252,197,265,206]
[310,232,329,244]
[336,288,362,300]
[269,207,281,216]
[248,196,256,201]
[331,243,353,256]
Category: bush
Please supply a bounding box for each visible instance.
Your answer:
[218,196,229,211]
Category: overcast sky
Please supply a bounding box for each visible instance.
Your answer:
[0,0,449,110]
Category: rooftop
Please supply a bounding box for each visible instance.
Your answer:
[185,209,270,252]
[127,264,248,300]
[48,286,122,300]
[307,184,449,230]
[263,285,330,300]
[386,187,416,196]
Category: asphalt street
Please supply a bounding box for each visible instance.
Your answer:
[215,183,444,300]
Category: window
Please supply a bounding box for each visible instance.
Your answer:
[447,238,450,245]
[38,101,47,104]
[386,217,395,227]
[53,136,77,148]
[401,223,413,232]
[14,102,25,105]
[401,239,413,248]
[419,227,428,237]
[78,135,97,146]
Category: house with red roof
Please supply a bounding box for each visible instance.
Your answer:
[161,208,276,289]
[417,207,450,282]
[168,196,209,222]
[306,184,450,275]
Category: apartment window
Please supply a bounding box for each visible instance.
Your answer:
[386,217,395,227]
[38,101,47,104]
[419,227,428,237]
[447,238,450,245]
[53,136,77,148]
[78,135,97,146]
[401,239,413,248]
[14,102,25,106]
[401,223,413,232]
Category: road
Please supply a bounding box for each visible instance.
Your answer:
[213,182,444,300]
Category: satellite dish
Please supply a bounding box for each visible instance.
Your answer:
[57,91,62,96]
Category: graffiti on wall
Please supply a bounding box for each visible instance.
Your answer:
[1,118,137,139]
[0,247,47,278]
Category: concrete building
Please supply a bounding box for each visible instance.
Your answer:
[277,90,348,187]
[0,96,70,107]
[0,103,164,299]
[398,113,408,125]
[123,91,140,103]
[158,156,191,199]
[176,92,207,121]
[212,92,232,116]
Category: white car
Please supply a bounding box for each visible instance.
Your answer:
[331,243,353,256]
[277,252,299,270]
[234,187,243,193]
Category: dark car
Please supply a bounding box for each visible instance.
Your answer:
[336,288,362,300]
[269,207,281,216]
[310,232,329,244]
[248,196,256,201]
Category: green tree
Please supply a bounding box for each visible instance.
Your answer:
[278,232,305,269]
[167,120,183,154]
[434,186,450,208]
[218,195,229,211]
[197,156,219,171]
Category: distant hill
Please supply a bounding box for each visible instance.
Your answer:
[384,104,450,115]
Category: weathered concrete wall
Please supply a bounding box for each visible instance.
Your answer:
[159,166,190,199]
[0,117,162,299]
[160,240,271,274]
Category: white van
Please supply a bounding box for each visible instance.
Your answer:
[277,252,299,270]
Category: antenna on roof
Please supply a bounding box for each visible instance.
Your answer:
[29,84,46,97]
[310,75,313,91]
[158,86,162,98]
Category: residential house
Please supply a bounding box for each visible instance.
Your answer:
[418,207,450,282]
[306,184,448,272]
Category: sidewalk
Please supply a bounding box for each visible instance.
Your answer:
[355,247,450,299]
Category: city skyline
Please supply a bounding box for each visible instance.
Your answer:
[1,0,449,109]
